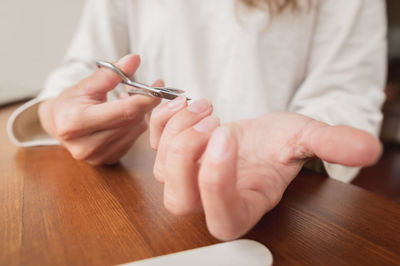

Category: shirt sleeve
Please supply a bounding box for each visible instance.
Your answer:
[289,0,387,183]
[7,0,130,147]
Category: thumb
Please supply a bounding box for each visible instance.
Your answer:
[303,123,382,167]
[81,54,141,97]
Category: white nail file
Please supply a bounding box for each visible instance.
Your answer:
[120,239,273,266]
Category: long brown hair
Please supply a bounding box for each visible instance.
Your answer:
[240,0,300,14]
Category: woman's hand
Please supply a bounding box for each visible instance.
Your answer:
[149,99,382,240]
[38,54,161,165]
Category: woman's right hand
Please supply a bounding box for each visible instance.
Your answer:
[38,54,161,165]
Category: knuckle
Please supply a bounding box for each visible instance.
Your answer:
[54,112,80,140]
[121,106,138,122]
[164,120,182,136]
[167,133,202,161]
[168,139,187,158]
[55,122,75,140]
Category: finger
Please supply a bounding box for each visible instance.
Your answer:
[64,124,133,161]
[85,79,164,131]
[199,127,253,241]
[153,98,213,183]
[163,116,220,216]
[81,80,164,134]
[82,54,141,97]
[152,79,165,87]
[63,94,160,139]
[86,120,148,165]
[149,96,188,150]
[302,123,382,167]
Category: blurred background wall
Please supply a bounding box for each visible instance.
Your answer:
[387,0,400,59]
[382,0,400,143]
[0,0,84,104]
[0,0,399,106]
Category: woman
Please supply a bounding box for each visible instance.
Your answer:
[8,0,386,240]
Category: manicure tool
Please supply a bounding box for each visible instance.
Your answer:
[96,60,190,100]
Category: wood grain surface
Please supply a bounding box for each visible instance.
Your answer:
[1,103,400,265]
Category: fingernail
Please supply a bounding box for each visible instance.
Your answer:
[168,96,186,109]
[118,54,132,64]
[154,79,165,87]
[187,99,211,113]
[194,116,220,132]
[207,127,230,160]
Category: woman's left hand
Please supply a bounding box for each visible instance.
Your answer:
[149,98,382,240]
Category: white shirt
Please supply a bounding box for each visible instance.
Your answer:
[7,0,387,182]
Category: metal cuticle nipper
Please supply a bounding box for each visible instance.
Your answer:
[96,60,190,100]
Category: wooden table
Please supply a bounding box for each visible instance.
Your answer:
[1,103,400,265]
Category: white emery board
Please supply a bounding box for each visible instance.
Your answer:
[120,239,273,266]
